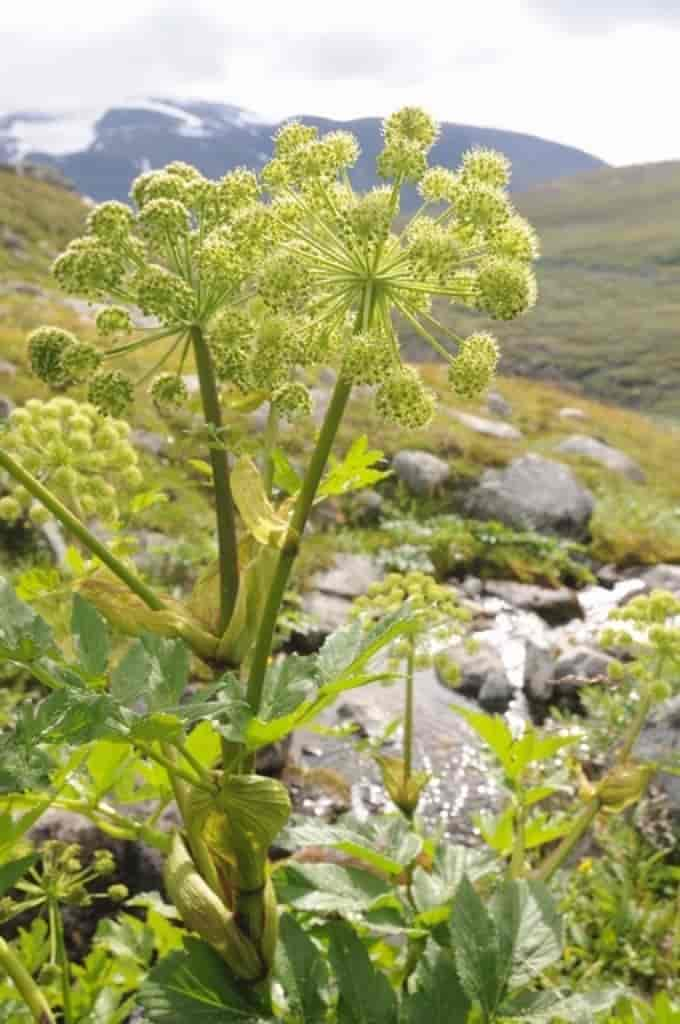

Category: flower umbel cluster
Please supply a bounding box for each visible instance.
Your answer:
[0,398,143,526]
[31,108,538,426]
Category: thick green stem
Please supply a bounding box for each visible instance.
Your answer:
[532,799,600,883]
[49,901,73,1024]
[190,325,239,634]
[245,286,374,717]
[509,799,527,880]
[0,938,55,1024]
[245,375,353,714]
[403,639,415,789]
[262,405,279,499]
[0,450,164,611]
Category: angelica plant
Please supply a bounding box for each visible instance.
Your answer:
[0,108,542,1012]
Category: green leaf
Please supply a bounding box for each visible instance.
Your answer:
[449,877,505,1021]
[87,740,135,798]
[0,854,38,898]
[412,844,494,924]
[184,721,222,770]
[130,489,169,515]
[111,640,149,707]
[318,436,391,500]
[143,635,191,712]
[0,576,54,662]
[275,913,329,1022]
[326,920,398,1024]
[272,448,302,496]
[501,986,620,1022]
[275,862,392,914]
[490,880,563,988]
[72,594,110,676]
[139,937,272,1022]
[187,458,214,478]
[280,817,422,877]
[259,655,318,721]
[405,944,471,1024]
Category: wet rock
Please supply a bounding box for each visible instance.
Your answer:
[464,454,595,538]
[461,576,483,598]
[556,434,645,483]
[131,429,168,458]
[553,645,614,684]
[392,449,450,496]
[309,553,380,599]
[0,280,45,297]
[0,394,14,419]
[523,637,556,703]
[0,360,17,377]
[349,488,383,525]
[634,696,680,831]
[486,390,512,419]
[638,564,680,598]
[301,590,353,638]
[452,410,522,441]
[437,642,514,712]
[483,580,582,626]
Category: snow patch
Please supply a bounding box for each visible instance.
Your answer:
[5,109,103,158]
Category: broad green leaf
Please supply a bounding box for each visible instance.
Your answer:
[502,986,620,1022]
[87,740,135,798]
[143,635,190,712]
[412,844,494,923]
[231,455,292,547]
[318,436,391,500]
[184,721,222,769]
[490,880,563,989]
[71,594,110,676]
[187,458,213,478]
[405,943,471,1024]
[259,655,318,721]
[326,920,398,1024]
[96,914,155,964]
[272,448,302,496]
[130,712,184,743]
[477,806,515,855]
[139,937,272,1023]
[522,813,572,850]
[130,489,169,515]
[275,862,392,914]
[0,854,38,898]
[275,913,329,1022]
[111,640,150,707]
[0,576,54,662]
[280,818,422,877]
[449,706,514,774]
[449,877,504,1020]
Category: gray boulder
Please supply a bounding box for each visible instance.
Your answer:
[436,643,514,712]
[310,553,380,599]
[486,390,513,419]
[556,435,645,483]
[392,449,450,496]
[634,697,680,830]
[464,454,595,538]
[0,395,14,419]
[638,564,680,598]
[553,645,614,683]
[483,580,582,626]
[453,411,522,441]
[131,429,168,458]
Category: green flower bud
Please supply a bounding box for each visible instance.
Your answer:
[138,197,191,244]
[272,381,312,420]
[419,166,459,203]
[38,963,62,985]
[107,883,128,902]
[53,237,126,298]
[375,366,435,428]
[492,214,540,263]
[259,252,311,313]
[88,371,134,418]
[121,466,143,489]
[460,147,511,188]
[29,503,51,526]
[405,219,463,282]
[86,200,134,245]
[28,326,78,388]
[131,170,188,208]
[377,138,428,183]
[448,332,500,398]
[0,496,22,521]
[218,168,260,211]
[344,186,395,245]
[383,107,439,151]
[132,264,196,325]
[93,849,116,875]
[476,257,537,320]
[341,329,398,386]
[150,372,189,409]
[453,182,513,232]
[322,131,360,171]
[274,121,318,160]
[61,342,102,383]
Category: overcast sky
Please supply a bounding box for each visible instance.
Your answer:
[2,0,678,166]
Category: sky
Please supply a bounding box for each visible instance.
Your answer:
[2,0,679,166]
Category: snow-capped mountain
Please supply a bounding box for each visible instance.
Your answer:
[0,98,606,204]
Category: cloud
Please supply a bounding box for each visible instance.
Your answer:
[527,0,680,32]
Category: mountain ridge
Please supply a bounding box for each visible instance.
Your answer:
[0,98,606,205]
